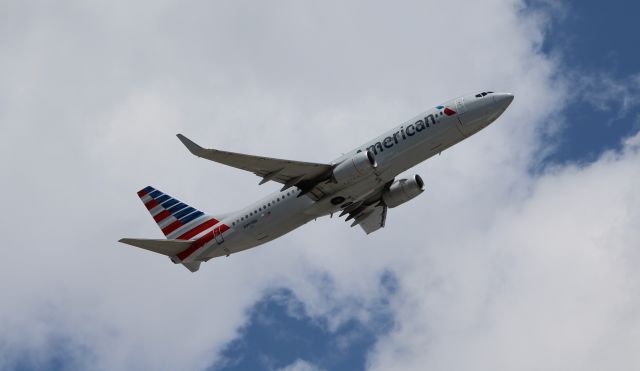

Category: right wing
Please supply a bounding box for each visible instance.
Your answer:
[177,134,334,197]
[356,205,387,234]
[337,181,392,234]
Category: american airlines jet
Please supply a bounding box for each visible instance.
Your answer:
[120,92,514,272]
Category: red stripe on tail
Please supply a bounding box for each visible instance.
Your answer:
[145,199,159,210]
[162,220,183,235]
[176,218,219,240]
[153,210,171,222]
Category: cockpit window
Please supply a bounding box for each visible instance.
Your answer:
[476,91,494,98]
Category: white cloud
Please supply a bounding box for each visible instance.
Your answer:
[573,73,640,115]
[366,131,640,371]
[0,1,638,371]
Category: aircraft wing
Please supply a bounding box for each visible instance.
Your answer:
[334,180,392,234]
[177,134,334,197]
[356,205,387,234]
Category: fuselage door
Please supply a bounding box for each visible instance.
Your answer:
[214,226,225,244]
[454,97,466,114]
[454,97,467,133]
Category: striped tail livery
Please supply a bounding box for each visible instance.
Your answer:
[137,186,219,240]
[119,186,229,272]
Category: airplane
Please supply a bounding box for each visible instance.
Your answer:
[120,91,514,272]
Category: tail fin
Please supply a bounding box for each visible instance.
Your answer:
[137,186,219,240]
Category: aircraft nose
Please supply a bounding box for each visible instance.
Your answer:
[493,93,514,109]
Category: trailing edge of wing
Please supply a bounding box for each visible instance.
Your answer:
[176,134,334,192]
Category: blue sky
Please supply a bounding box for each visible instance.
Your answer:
[535,0,640,164]
[2,1,640,371]
[212,273,396,371]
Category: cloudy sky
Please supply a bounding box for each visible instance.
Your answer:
[1,0,639,370]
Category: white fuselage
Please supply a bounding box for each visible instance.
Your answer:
[196,92,513,260]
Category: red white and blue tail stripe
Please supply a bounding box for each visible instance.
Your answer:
[137,186,220,241]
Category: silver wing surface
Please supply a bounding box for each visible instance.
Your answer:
[337,181,391,234]
[177,134,334,199]
[354,204,387,234]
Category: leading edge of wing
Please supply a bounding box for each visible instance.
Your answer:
[176,134,333,188]
[176,134,332,168]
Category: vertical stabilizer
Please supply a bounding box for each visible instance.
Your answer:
[136,186,220,241]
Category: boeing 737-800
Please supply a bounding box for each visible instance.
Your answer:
[120,91,514,272]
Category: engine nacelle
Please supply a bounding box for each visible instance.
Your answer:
[382,174,425,208]
[333,150,377,183]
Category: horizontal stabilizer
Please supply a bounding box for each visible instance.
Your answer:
[119,238,192,257]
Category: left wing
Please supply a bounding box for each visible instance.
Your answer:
[177,134,333,198]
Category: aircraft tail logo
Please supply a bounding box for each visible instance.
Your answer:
[137,186,220,240]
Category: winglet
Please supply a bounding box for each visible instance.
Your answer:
[177,134,205,156]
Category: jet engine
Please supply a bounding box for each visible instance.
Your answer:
[382,175,425,208]
[332,150,377,183]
